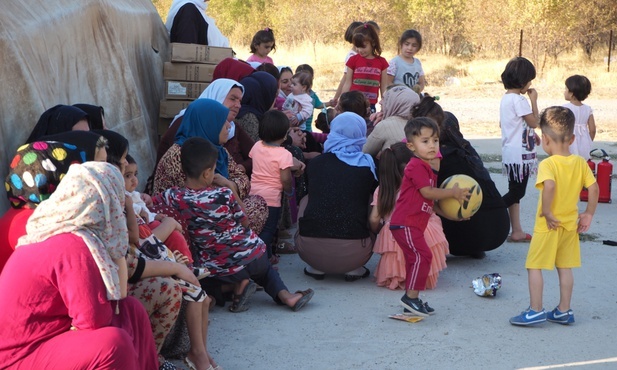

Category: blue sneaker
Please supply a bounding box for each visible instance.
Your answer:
[510,307,547,326]
[547,307,575,324]
[404,301,435,316]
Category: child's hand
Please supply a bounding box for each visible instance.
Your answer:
[542,212,560,230]
[155,213,167,221]
[139,209,149,221]
[168,217,183,233]
[292,159,306,177]
[527,88,538,101]
[288,128,306,149]
[577,212,593,233]
[140,193,153,207]
[173,250,190,265]
[370,111,384,125]
[124,195,134,211]
[451,184,471,204]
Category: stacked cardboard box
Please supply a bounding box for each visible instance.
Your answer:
[158,43,233,135]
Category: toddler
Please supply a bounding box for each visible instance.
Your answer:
[295,64,332,132]
[509,106,598,326]
[563,75,595,159]
[282,71,314,130]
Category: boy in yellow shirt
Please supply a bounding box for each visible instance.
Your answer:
[510,106,599,326]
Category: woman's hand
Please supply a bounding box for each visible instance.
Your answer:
[174,263,200,286]
[292,158,306,177]
[370,111,384,125]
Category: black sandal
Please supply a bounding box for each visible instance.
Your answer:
[228,281,257,313]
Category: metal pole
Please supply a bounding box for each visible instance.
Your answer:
[609,30,613,72]
[519,29,523,57]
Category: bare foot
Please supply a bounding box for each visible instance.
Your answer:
[509,232,531,241]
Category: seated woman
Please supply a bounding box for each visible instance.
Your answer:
[0,162,157,369]
[437,112,510,258]
[165,0,229,46]
[73,103,107,129]
[26,104,90,143]
[153,99,267,234]
[363,85,420,157]
[234,71,280,143]
[0,134,107,271]
[296,112,378,281]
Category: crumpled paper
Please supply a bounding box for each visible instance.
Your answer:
[472,273,502,297]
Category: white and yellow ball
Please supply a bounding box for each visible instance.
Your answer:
[439,174,483,220]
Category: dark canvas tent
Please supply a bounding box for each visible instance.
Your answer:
[0,0,169,212]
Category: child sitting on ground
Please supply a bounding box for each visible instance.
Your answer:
[154,137,314,313]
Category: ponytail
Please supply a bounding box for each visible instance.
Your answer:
[377,142,413,217]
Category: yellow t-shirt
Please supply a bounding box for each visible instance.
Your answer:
[533,154,596,232]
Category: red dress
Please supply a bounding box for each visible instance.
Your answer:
[0,233,158,369]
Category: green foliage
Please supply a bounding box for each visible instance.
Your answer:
[153,0,617,60]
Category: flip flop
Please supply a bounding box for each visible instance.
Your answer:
[507,233,532,243]
[304,267,325,281]
[344,266,370,282]
[229,281,257,313]
[291,288,314,312]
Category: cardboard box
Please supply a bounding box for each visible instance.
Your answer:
[163,62,216,82]
[170,43,233,64]
[159,99,192,118]
[164,81,210,100]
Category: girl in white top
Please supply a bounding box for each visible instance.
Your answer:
[563,75,595,160]
[499,57,540,243]
[387,29,426,94]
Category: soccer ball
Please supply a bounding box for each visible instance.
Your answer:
[438,174,483,220]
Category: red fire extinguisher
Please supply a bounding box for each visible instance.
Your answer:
[579,159,596,201]
[580,149,613,203]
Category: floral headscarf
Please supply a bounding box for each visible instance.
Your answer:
[17,162,128,300]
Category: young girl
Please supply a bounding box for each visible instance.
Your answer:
[275,66,293,110]
[250,110,304,258]
[387,29,426,94]
[246,28,276,65]
[341,23,389,112]
[564,74,595,159]
[282,71,314,130]
[499,57,540,243]
[389,118,469,316]
[332,21,366,105]
[370,142,450,291]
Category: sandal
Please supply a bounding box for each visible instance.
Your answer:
[276,241,297,254]
[291,288,314,312]
[228,281,257,313]
[344,266,370,282]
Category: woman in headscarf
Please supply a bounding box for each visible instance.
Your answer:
[153,99,267,234]
[155,79,246,169]
[0,139,105,271]
[0,162,158,369]
[296,112,378,281]
[363,85,420,157]
[73,103,107,129]
[212,58,255,82]
[165,0,230,47]
[436,112,510,258]
[26,104,90,143]
[234,71,279,142]
[39,130,109,162]
[92,129,130,172]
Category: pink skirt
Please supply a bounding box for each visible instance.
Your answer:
[374,213,449,290]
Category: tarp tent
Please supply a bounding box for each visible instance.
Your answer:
[0,0,169,212]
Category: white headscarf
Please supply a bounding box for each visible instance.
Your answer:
[171,79,244,139]
[165,0,230,47]
[17,162,128,300]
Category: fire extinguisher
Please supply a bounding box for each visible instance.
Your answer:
[579,158,596,201]
[580,149,613,203]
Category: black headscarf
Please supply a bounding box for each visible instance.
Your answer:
[26,105,89,143]
[92,129,129,168]
[438,112,505,209]
[73,104,105,130]
[236,72,278,121]
[39,131,106,162]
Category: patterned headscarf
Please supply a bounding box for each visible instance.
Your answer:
[26,105,89,143]
[39,130,106,162]
[5,141,86,209]
[324,112,377,179]
[175,99,230,177]
[381,85,420,120]
[17,162,128,300]
[236,72,279,120]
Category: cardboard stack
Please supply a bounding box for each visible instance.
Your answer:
[158,43,234,135]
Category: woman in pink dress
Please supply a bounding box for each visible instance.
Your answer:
[0,162,158,369]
